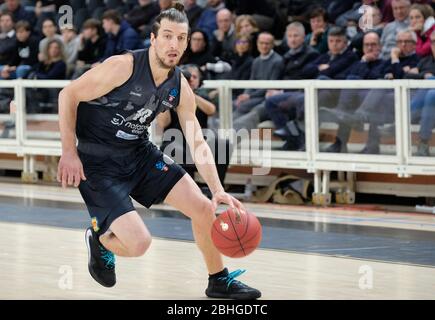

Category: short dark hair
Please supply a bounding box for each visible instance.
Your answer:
[308,6,328,22]
[82,18,101,31]
[328,26,346,38]
[151,1,189,37]
[258,31,274,41]
[15,20,31,32]
[42,17,56,26]
[363,30,380,42]
[102,9,121,25]
[0,12,14,22]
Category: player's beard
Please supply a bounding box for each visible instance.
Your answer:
[154,50,176,70]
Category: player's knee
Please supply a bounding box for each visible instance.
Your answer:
[129,234,152,257]
[191,198,215,223]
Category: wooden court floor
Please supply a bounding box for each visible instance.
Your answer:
[1,221,434,300]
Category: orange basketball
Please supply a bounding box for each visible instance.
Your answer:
[211,208,262,258]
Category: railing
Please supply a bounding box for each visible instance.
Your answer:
[203,79,435,177]
[0,79,434,201]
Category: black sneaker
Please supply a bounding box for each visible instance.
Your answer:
[205,269,261,300]
[85,227,116,287]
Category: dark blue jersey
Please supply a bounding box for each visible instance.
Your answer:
[76,49,182,149]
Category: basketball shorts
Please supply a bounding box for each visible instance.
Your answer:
[77,140,186,235]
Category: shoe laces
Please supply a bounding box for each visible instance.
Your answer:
[218,269,247,289]
[99,245,116,270]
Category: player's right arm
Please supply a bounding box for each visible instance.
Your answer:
[57,54,133,188]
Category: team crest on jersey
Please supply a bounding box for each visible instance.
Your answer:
[155,160,169,172]
[168,88,178,102]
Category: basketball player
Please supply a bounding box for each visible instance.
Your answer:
[56,3,261,300]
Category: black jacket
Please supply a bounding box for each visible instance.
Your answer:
[125,2,160,30]
[384,53,419,79]
[77,36,107,64]
[282,45,320,80]
[10,35,39,67]
[404,55,435,79]
[230,53,253,80]
[186,4,204,29]
[0,33,17,65]
[302,47,359,79]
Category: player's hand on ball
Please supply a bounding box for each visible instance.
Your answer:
[211,190,246,216]
[57,151,87,188]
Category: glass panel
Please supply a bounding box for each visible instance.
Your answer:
[0,87,16,139]
[232,89,306,152]
[318,88,397,155]
[410,88,435,157]
[24,87,60,141]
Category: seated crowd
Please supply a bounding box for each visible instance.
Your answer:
[0,0,434,155]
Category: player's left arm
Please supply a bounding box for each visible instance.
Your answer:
[176,77,245,214]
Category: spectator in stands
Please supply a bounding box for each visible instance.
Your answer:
[0,20,38,79]
[286,0,325,20]
[231,22,319,134]
[203,32,253,87]
[305,6,331,54]
[158,64,232,190]
[224,0,276,32]
[233,32,283,119]
[228,33,253,81]
[281,22,321,81]
[404,30,435,156]
[350,5,385,56]
[60,24,81,77]
[35,0,68,18]
[323,29,419,154]
[266,27,359,150]
[211,8,235,63]
[335,0,380,27]
[235,14,259,57]
[180,29,215,71]
[38,18,63,62]
[384,28,419,79]
[184,0,204,28]
[125,0,160,36]
[409,3,435,57]
[30,38,66,79]
[319,31,388,153]
[72,18,107,79]
[100,9,144,62]
[301,26,359,80]
[1,0,35,25]
[380,0,411,59]
[325,0,360,23]
[196,0,225,41]
[0,12,16,69]
[34,0,68,34]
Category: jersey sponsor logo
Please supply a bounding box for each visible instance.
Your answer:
[162,100,174,109]
[111,113,126,126]
[111,113,148,135]
[116,130,139,140]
